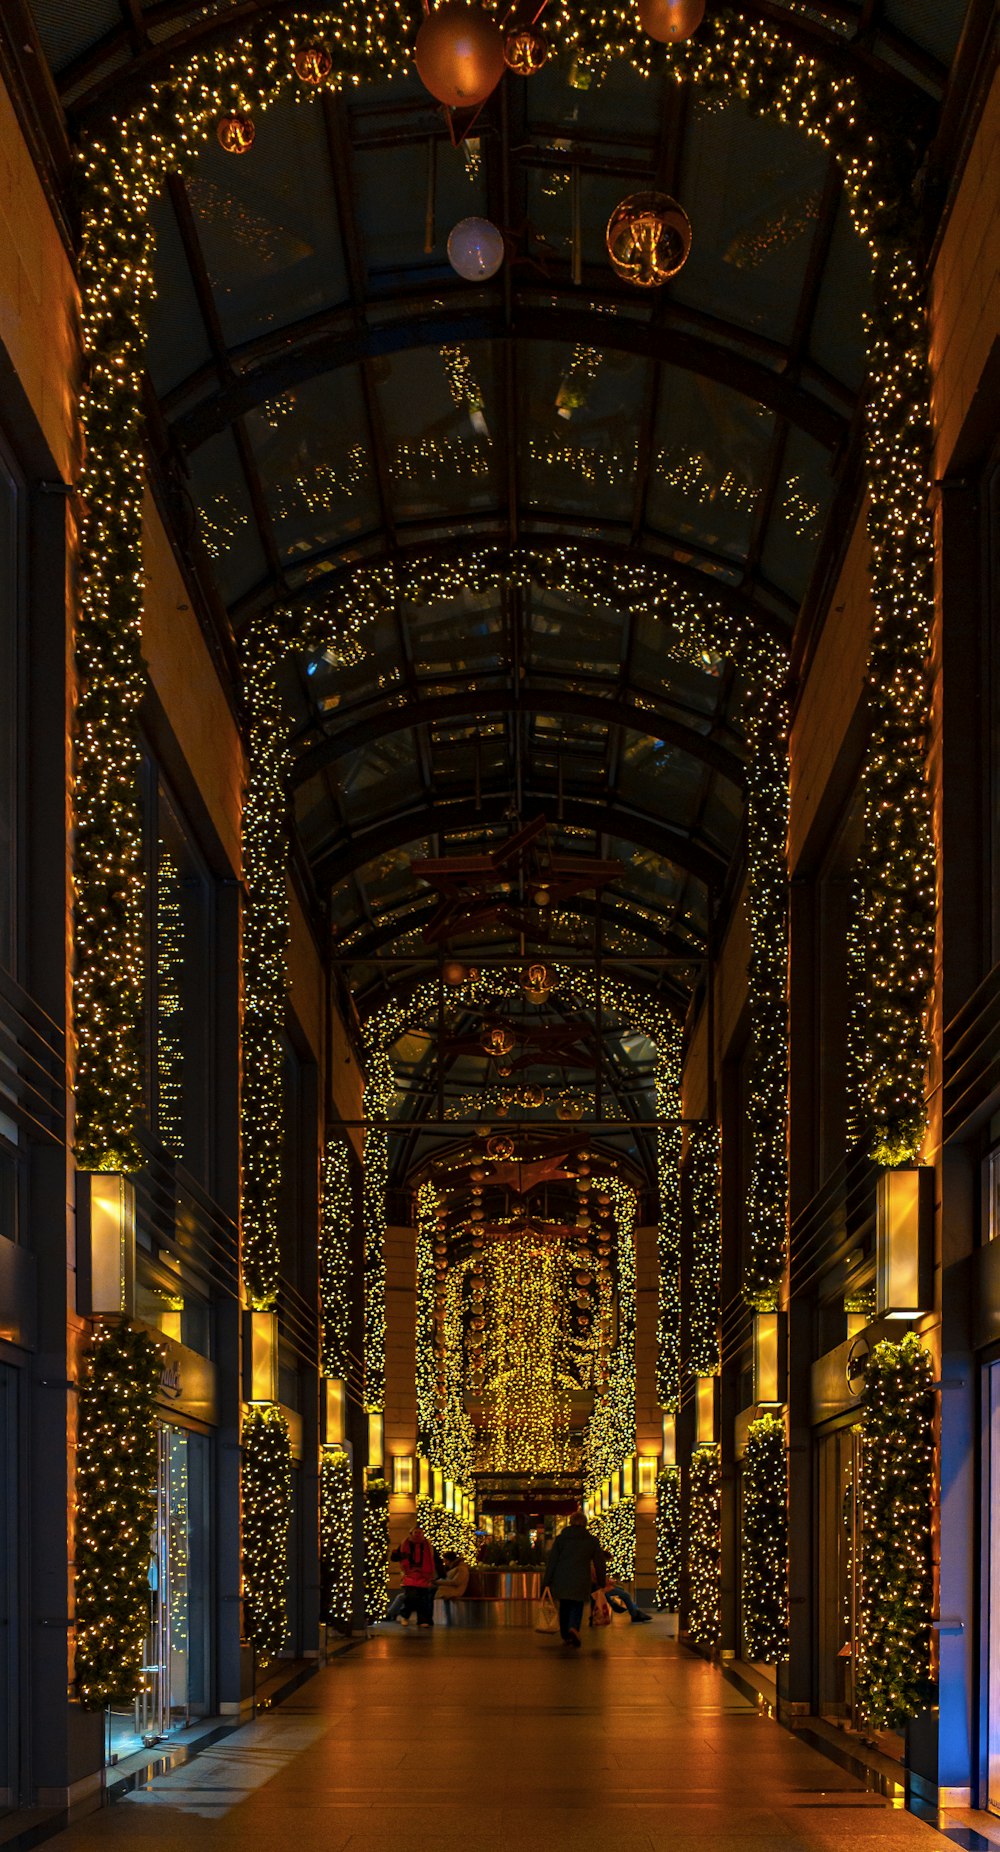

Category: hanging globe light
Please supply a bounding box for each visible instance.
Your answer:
[522,961,556,1003]
[415,4,506,107]
[216,114,255,155]
[503,24,548,73]
[293,43,334,84]
[606,191,692,287]
[482,1022,516,1059]
[442,958,469,987]
[637,0,705,40]
[447,216,505,281]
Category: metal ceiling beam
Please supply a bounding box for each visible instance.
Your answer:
[332,893,704,970]
[309,789,728,892]
[292,686,747,791]
[168,300,849,456]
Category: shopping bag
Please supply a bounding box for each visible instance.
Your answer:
[591,1591,613,1628]
[535,1589,559,1634]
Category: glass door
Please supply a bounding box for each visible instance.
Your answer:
[815,1423,861,1723]
[0,1365,16,1812]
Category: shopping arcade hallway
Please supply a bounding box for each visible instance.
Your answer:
[45,1626,990,1852]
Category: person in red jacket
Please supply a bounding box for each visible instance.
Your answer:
[390,1523,437,1627]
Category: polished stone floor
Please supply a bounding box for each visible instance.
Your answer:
[53,1620,989,1852]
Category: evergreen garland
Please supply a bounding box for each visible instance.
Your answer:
[363,1477,390,1624]
[655,1466,681,1611]
[74,1321,162,1708]
[242,1403,292,1663]
[856,1334,935,1728]
[687,1122,722,1371]
[320,1447,354,1630]
[687,1446,722,1649]
[320,1136,353,1379]
[741,1413,789,1662]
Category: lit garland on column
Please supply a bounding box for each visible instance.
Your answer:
[363,1475,390,1624]
[585,1179,637,1486]
[320,1447,353,1630]
[417,1498,477,1563]
[656,1028,684,1411]
[155,843,184,1160]
[320,1137,352,1379]
[593,1498,636,1584]
[743,703,790,1306]
[687,1446,722,1650]
[856,1333,935,1728]
[415,1183,440,1459]
[74,1321,162,1708]
[241,1403,292,1664]
[741,1413,789,1663]
[655,1467,681,1612]
[360,1048,392,1413]
[687,1122,721,1376]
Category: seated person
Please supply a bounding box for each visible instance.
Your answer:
[436,1551,471,1601]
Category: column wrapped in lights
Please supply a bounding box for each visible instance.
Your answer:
[242,1403,292,1663]
[741,1413,789,1662]
[363,1474,390,1624]
[585,1180,638,1581]
[687,1122,722,1375]
[855,1333,934,1728]
[742,701,790,1307]
[687,1446,722,1650]
[655,1467,681,1612]
[320,1136,353,1380]
[74,1321,162,1707]
[656,1029,684,1411]
[320,1447,353,1630]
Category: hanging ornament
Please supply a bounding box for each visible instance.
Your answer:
[556,1096,584,1121]
[217,114,255,155]
[487,1132,516,1162]
[637,0,704,40]
[447,216,505,281]
[523,1083,546,1109]
[606,192,692,287]
[482,1022,516,1059]
[522,961,556,1003]
[443,958,468,987]
[293,43,334,84]
[415,5,506,108]
[503,24,548,73]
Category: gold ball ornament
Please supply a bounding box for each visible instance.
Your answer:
[414,4,506,109]
[606,191,692,288]
[442,958,468,987]
[217,114,255,155]
[503,24,548,73]
[294,44,334,84]
[637,0,705,38]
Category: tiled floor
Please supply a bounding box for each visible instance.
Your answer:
[50,1618,980,1852]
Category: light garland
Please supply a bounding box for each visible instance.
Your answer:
[687,1123,721,1377]
[320,1137,353,1379]
[155,844,184,1160]
[74,1321,162,1708]
[855,1333,934,1728]
[655,1466,681,1612]
[584,1179,637,1492]
[363,1475,390,1624]
[361,1051,392,1413]
[417,1497,477,1563]
[687,1445,722,1650]
[320,1447,353,1630]
[241,1403,292,1664]
[415,1182,440,1460]
[481,1233,575,1475]
[656,1032,684,1409]
[741,1413,789,1662]
[593,1497,636,1584]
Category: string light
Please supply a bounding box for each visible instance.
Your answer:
[74,1322,162,1708]
[242,1404,293,1664]
[855,1334,934,1727]
[741,1413,789,1661]
[363,1475,390,1624]
[320,1138,352,1379]
[320,1448,353,1629]
[655,1467,681,1611]
[688,1123,721,1378]
[687,1445,722,1649]
[656,1032,684,1409]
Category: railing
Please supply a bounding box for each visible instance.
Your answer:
[942,959,1000,1145]
[134,1128,240,1302]
[789,1141,879,1301]
[0,963,65,1146]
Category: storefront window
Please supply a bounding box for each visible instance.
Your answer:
[152,792,213,1187]
[0,1365,17,1813]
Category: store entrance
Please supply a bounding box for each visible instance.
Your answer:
[0,1365,17,1813]
[107,1423,210,1764]
[815,1423,861,1725]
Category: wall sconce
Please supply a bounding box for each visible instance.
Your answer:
[445,1479,456,1513]
[753,1311,787,1407]
[419,1456,432,1500]
[622,1454,636,1498]
[661,1411,677,1467]
[321,1377,346,1446]
[876,1167,933,1319]
[433,1467,444,1506]
[392,1455,415,1495]
[637,1456,658,1498]
[695,1376,717,1447]
[243,1309,278,1403]
[367,1410,384,1470]
[78,1173,136,1317]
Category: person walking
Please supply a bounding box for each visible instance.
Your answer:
[390,1521,437,1627]
[541,1510,607,1647]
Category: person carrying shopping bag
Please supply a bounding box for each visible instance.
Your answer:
[540,1510,607,1647]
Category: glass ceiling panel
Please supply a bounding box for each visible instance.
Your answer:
[525,55,663,143]
[147,193,215,395]
[187,429,268,604]
[630,623,725,712]
[375,344,499,522]
[700,776,745,856]
[646,367,772,562]
[808,196,872,392]
[520,342,644,524]
[407,592,504,681]
[615,730,707,829]
[353,136,489,287]
[760,426,837,601]
[246,370,379,564]
[188,99,349,349]
[673,97,828,345]
[528,592,625,681]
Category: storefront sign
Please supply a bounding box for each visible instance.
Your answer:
[154,1331,217,1426]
